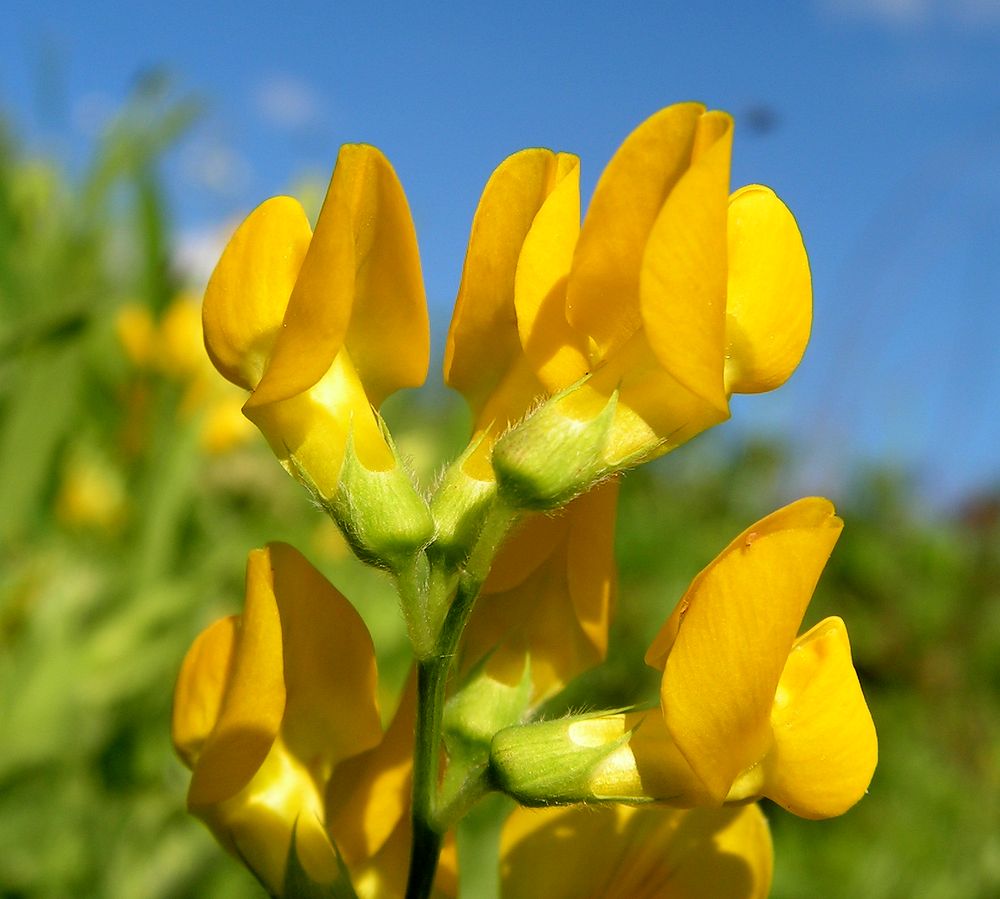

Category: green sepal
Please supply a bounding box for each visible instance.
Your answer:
[491,384,618,511]
[281,823,359,899]
[428,434,497,569]
[488,710,635,806]
[444,655,534,763]
[322,421,435,572]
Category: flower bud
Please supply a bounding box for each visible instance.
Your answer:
[490,713,642,806]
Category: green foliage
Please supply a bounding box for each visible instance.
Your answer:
[1,89,997,898]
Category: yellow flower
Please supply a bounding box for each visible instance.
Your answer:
[488,103,811,505]
[171,542,444,896]
[444,147,580,479]
[458,478,618,702]
[441,148,617,700]
[491,498,877,820]
[202,144,429,500]
[642,497,877,818]
[499,802,772,899]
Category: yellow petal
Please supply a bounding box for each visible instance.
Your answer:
[566,478,618,655]
[558,335,729,468]
[202,196,312,390]
[649,497,842,802]
[724,185,812,394]
[639,110,733,413]
[171,616,237,770]
[252,145,427,408]
[326,673,416,865]
[267,542,383,773]
[445,148,572,416]
[187,548,286,808]
[465,356,551,461]
[514,153,590,391]
[566,102,705,359]
[244,348,395,494]
[761,616,877,818]
[339,145,429,405]
[461,489,617,699]
[482,510,568,595]
[500,803,772,899]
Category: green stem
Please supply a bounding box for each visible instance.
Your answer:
[404,498,519,899]
[404,575,483,898]
[405,657,448,899]
[395,552,434,659]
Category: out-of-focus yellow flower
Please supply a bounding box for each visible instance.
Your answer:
[55,452,127,532]
[487,103,811,506]
[202,144,429,501]
[116,304,157,368]
[491,498,877,820]
[171,542,446,896]
[115,295,255,454]
[499,803,772,899]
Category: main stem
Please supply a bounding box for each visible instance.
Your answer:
[403,575,481,899]
[403,499,517,899]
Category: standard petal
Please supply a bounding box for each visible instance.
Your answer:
[248,168,355,406]
[254,144,425,408]
[639,110,733,414]
[760,616,877,818]
[481,510,567,594]
[460,532,602,699]
[514,152,590,391]
[445,148,571,416]
[267,542,383,773]
[724,185,812,395]
[566,102,705,359]
[339,145,429,405]
[461,487,617,699]
[500,803,772,899]
[202,196,311,390]
[648,497,842,802]
[187,548,286,808]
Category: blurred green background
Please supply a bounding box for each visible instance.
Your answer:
[1,82,998,899]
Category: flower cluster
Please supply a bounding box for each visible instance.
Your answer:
[173,103,876,898]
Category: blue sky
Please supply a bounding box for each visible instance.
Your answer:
[3,0,999,506]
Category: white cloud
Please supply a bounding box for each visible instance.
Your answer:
[173,221,234,286]
[180,137,253,196]
[252,74,325,131]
